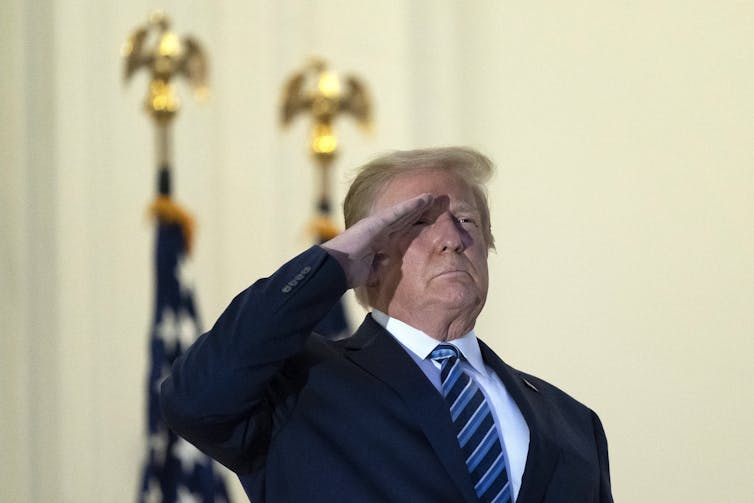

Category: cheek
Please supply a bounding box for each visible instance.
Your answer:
[471,250,490,283]
[390,226,423,254]
[399,249,425,275]
[392,227,431,258]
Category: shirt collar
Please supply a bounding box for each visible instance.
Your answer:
[371,309,486,375]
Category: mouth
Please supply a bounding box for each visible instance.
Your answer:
[434,270,471,279]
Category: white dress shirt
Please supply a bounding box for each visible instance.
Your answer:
[371,310,530,502]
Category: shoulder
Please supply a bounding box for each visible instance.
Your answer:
[517,369,584,403]
[480,340,593,413]
[488,349,600,428]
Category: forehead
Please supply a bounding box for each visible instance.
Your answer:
[373,169,478,212]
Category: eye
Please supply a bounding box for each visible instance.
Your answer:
[456,216,478,227]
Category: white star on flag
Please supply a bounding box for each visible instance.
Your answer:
[149,426,170,466]
[176,486,201,503]
[155,307,179,354]
[143,478,162,503]
[177,308,198,350]
[176,256,195,295]
[173,437,206,473]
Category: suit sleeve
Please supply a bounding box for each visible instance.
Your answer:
[159,246,348,473]
[592,411,614,502]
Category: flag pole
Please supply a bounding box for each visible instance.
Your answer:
[123,9,208,248]
[156,122,172,191]
[280,56,373,338]
[123,11,230,502]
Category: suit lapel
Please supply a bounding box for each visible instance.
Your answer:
[344,316,479,503]
[478,340,560,503]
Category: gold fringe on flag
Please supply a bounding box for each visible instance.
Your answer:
[148,196,196,254]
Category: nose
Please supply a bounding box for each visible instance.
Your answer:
[433,213,467,253]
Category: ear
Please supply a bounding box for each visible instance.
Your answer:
[366,252,388,287]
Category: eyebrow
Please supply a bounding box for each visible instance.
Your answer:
[450,201,479,214]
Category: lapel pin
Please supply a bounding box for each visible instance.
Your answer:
[521,376,539,393]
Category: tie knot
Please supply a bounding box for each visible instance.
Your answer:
[429,344,460,364]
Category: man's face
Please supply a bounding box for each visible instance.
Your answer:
[369,169,489,334]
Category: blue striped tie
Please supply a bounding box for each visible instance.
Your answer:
[430,344,512,503]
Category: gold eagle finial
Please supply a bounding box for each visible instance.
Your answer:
[280,57,372,165]
[122,10,208,124]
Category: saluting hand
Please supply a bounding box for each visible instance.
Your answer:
[321,193,434,288]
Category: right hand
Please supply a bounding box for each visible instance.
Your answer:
[321,193,434,288]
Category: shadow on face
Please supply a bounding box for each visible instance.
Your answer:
[369,194,460,307]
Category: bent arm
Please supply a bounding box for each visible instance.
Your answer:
[160,193,434,473]
[160,246,348,472]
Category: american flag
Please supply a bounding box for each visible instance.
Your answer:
[138,220,231,503]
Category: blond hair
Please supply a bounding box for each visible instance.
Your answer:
[343,146,496,306]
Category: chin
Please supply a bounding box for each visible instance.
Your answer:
[436,290,482,311]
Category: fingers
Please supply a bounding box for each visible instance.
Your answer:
[321,193,435,288]
[375,193,434,233]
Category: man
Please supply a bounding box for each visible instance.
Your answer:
[160,147,613,502]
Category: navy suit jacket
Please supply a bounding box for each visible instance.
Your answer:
[160,246,613,502]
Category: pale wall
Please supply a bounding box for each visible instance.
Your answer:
[1,1,752,501]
